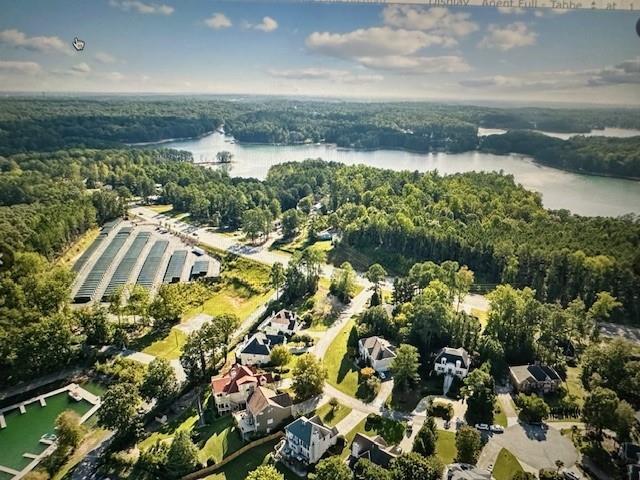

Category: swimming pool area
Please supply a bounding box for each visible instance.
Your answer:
[0,383,102,479]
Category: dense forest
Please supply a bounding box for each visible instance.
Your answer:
[481,130,640,179]
[1,97,640,177]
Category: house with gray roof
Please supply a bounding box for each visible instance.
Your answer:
[509,364,562,394]
[233,385,292,439]
[276,415,339,467]
[446,463,493,480]
[434,347,471,379]
[237,332,287,366]
[349,432,400,469]
[358,336,397,374]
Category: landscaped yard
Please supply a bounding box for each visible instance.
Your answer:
[148,204,174,214]
[340,414,405,458]
[387,374,443,413]
[492,448,524,480]
[324,318,360,398]
[494,401,508,428]
[565,365,586,408]
[142,328,187,360]
[314,402,352,427]
[436,430,457,464]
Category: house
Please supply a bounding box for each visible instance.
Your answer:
[259,309,302,336]
[349,432,400,469]
[434,347,471,379]
[237,332,287,366]
[628,464,640,480]
[276,415,339,466]
[358,336,397,374]
[509,364,562,394]
[233,386,292,439]
[619,443,640,465]
[446,463,492,480]
[210,364,274,414]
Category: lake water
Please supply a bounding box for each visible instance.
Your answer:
[162,132,640,218]
[478,127,640,139]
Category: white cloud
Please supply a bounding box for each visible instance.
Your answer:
[268,67,382,83]
[587,57,640,86]
[108,71,124,81]
[108,0,173,15]
[254,16,278,33]
[0,29,69,55]
[95,52,117,64]
[0,60,41,75]
[479,22,537,51]
[382,6,478,38]
[357,55,471,74]
[71,62,91,74]
[205,13,232,29]
[497,7,526,14]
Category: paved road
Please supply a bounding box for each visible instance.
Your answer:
[497,392,519,427]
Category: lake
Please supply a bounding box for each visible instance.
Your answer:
[161,132,640,218]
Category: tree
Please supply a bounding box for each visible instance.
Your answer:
[354,458,392,480]
[165,430,199,478]
[281,209,302,238]
[247,465,283,480]
[516,394,550,423]
[361,305,394,339]
[583,386,619,436]
[127,284,150,326]
[270,262,285,301]
[413,416,437,457]
[390,344,420,390]
[216,150,233,163]
[330,261,357,303]
[366,263,387,295]
[97,383,141,435]
[292,353,327,401]
[587,291,621,323]
[310,455,352,480]
[242,208,270,242]
[614,399,635,442]
[55,410,83,451]
[455,426,482,464]
[461,365,496,425]
[391,452,443,480]
[141,358,179,404]
[270,344,291,370]
[76,307,112,345]
[406,280,452,355]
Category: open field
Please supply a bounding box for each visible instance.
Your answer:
[324,318,360,398]
[314,402,352,427]
[492,448,524,480]
[436,430,457,464]
[56,227,100,268]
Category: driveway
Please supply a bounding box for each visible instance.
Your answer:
[477,422,579,473]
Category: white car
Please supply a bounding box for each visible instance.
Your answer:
[487,464,494,473]
[475,423,490,431]
[490,425,505,433]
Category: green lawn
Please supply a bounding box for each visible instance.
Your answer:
[492,448,524,480]
[142,328,187,359]
[436,430,457,464]
[494,400,508,428]
[315,402,352,427]
[324,318,360,398]
[341,415,405,459]
[565,365,586,408]
[147,204,174,214]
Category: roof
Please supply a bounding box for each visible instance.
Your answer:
[239,332,286,356]
[509,364,561,384]
[285,415,337,447]
[621,442,640,461]
[270,309,297,325]
[351,433,399,468]
[446,463,492,480]
[360,336,397,361]
[210,364,274,395]
[435,347,470,369]
[628,464,640,480]
[247,386,292,416]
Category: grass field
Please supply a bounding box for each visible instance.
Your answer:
[148,204,174,214]
[142,328,187,360]
[494,400,508,428]
[492,448,524,480]
[56,227,100,268]
[341,415,405,458]
[565,366,586,408]
[315,402,352,427]
[324,318,360,398]
[436,430,457,464]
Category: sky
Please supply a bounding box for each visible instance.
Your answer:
[0,0,639,105]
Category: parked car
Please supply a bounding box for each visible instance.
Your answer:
[562,471,580,480]
[406,420,413,434]
[475,423,489,431]
[444,420,451,429]
[490,425,505,433]
[487,464,494,473]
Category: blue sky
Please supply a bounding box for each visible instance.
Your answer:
[0,0,638,104]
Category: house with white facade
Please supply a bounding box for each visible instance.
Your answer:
[434,347,471,379]
[237,332,287,366]
[210,364,275,414]
[276,415,339,467]
[358,336,397,374]
[258,309,302,336]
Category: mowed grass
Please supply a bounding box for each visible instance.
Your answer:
[341,415,405,459]
[148,204,174,214]
[494,400,508,428]
[142,328,187,360]
[565,365,586,408]
[436,430,457,464]
[492,448,524,480]
[56,227,100,268]
[315,402,352,427]
[324,318,360,398]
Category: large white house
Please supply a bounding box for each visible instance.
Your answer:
[258,309,302,336]
[276,415,339,466]
[210,364,275,414]
[237,332,287,366]
[434,347,470,379]
[358,336,397,374]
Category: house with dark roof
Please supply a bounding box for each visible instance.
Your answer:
[210,364,274,414]
[446,463,493,480]
[358,336,397,374]
[434,347,471,379]
[275,415,339,466]
[619,443,640,465]
[349,432,400,469]
[233,386,293,439]
[259,309,302,336]
[509,364,562,394]
[237,332,287,366]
